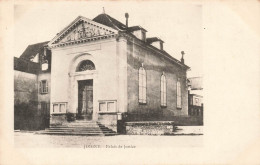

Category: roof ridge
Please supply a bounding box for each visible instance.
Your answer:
[104,14,122,31]
[28,41,49,46]
[93,13,127,31]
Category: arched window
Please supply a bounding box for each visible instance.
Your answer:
[139,64,146,103]
[161,73,166,107]
[76,60,95,72]
[177,78,182,108]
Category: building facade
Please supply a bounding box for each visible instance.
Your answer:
[14,13,190,131]
[188,77,203,117]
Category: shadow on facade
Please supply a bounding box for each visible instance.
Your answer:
[14,101,50,130]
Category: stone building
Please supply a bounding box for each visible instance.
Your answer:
[14,13,190,131]
[188,77,203,117]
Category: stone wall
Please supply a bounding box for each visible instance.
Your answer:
[125,121,175,135]
[14,70,47,130]
[126,40,189,121]
[98,113,118,132]
[50,114,69,126]
[14,70,38,104]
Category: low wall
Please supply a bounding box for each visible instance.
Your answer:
[171,116,203,126]
[126,113,203,126]
[125,121,175,135]
[50,114,70,126]
[98,113,118,132]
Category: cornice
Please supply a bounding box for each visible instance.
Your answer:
[48,16,118,48]
[50,34,117,49]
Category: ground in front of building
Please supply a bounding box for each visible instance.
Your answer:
[14,126,203,148]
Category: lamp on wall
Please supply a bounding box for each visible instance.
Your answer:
[42,60,48,71]
[41,47,49,71]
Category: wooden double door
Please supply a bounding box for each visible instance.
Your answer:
[78,80,93,120]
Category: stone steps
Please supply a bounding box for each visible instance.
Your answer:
[38,132,116,136]
[46,129,114,133]
[36,121,117,136]
[43,130,112,134]
[50,125,101,128]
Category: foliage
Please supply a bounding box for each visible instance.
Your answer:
[66,112,75,122]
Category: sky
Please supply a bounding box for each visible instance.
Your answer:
[14,1,202,77]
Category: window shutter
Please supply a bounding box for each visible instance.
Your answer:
[139,66,147,103]
[46,81,48,93]
[177,81,182,108]
[160,74,166,106]
[39,81,42,93]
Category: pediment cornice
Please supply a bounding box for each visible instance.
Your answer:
[48,16,118,48]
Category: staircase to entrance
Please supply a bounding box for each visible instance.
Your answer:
[37,120,117,136]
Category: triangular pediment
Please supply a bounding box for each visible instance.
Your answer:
[48,16,118,48]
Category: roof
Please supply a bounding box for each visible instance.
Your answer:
[146,37,164,44]
[189,93,203,97]
[127,26,147,32]
[18,13,189,70]
[20,41,49,60]
[93,14,127,31]
[83,14,189,69]
[14,57,40,74]
[188,77,203,90]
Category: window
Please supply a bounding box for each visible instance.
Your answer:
[161,73,166,107]
[41,102,48,111]
[76,60,95,72]
[99,102,106,112]
[98,100,117,112]
[107,102,116,112]
[139,64,146,104]
[52,102,67,113]
[60,104,65,112]
[53,104,59,112]
[177,78,182,108]
[39,80,48,94]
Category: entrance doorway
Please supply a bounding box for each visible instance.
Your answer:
[78,80,93,120]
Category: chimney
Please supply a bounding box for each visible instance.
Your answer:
[125,13,129,27]
[181,51,185,64]
[160,41,163,50]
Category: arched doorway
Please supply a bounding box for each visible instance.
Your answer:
[76,60,95,120]
[68,54,98,121]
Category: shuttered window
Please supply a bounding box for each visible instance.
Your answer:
[161,73,166,107]
[39,80,48,94]
[138,64,146,104]
[177,79,182,108]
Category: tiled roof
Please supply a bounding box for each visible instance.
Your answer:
[146,37,164,44]
[20,41,49,60]
[127,26,147,32]
[93,14,127,31]
[93,14,189,69]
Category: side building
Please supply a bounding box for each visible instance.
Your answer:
[187,77,203,125]
[14,41,51,130]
